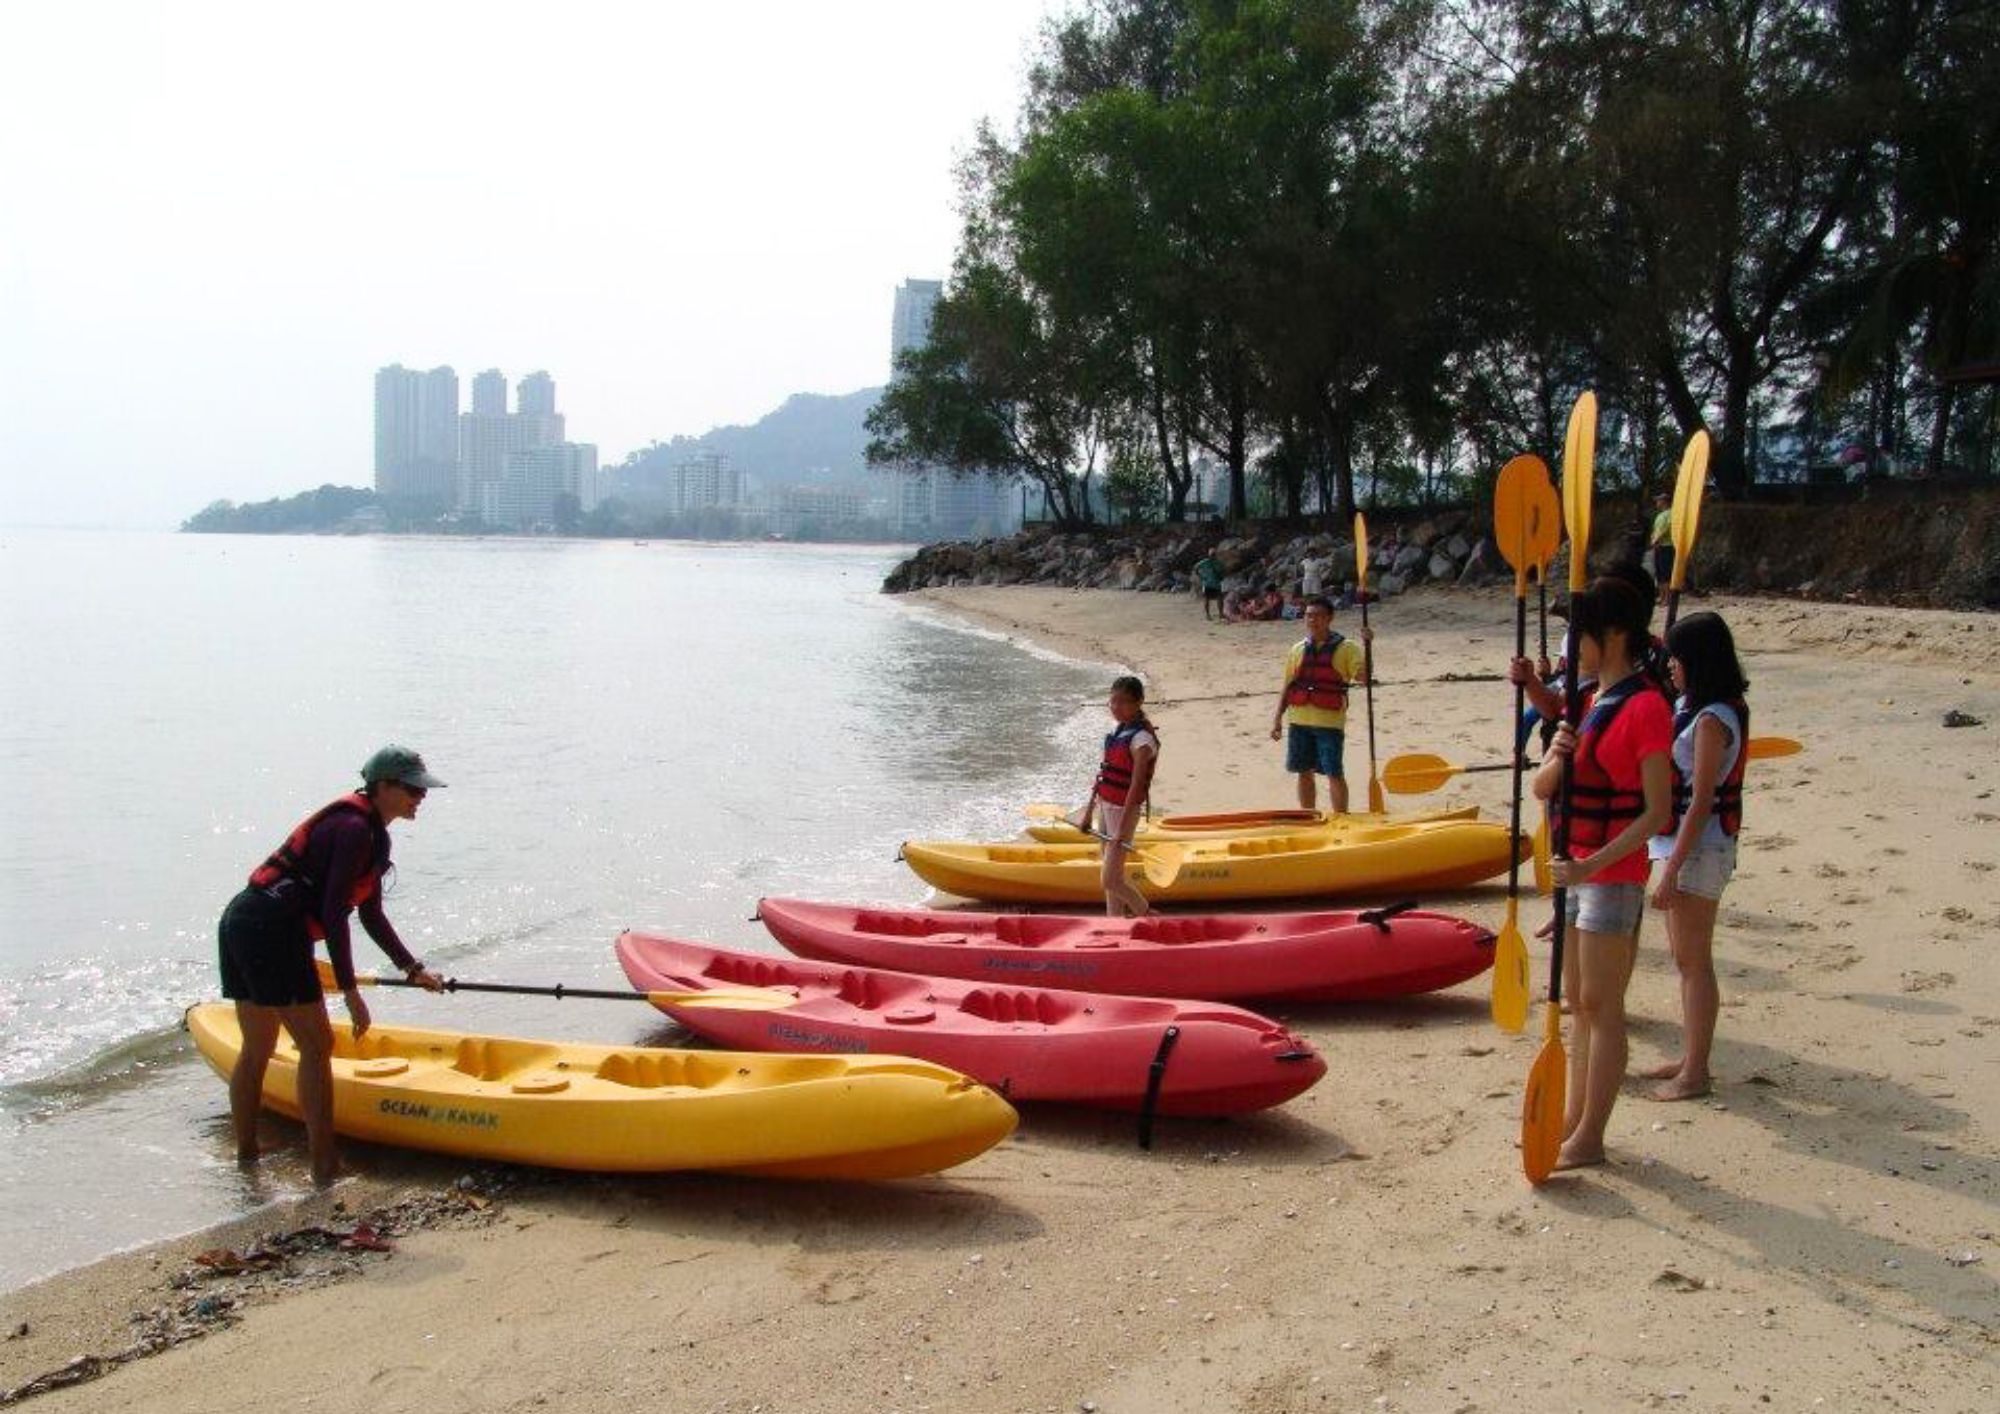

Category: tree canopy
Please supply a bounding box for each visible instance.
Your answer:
[867,0,1998,528]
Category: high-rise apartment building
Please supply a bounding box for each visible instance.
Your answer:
[517,370,556,417]
[885,279,1015,539]
[494,442,600,528]
[374,363,459,502]
[890,278,943,362]
[471,368,508,416]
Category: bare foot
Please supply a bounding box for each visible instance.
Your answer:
[1649,1076,1712,1102]
[1554,1141,1607,1171]
[1639,1059,1683,1081]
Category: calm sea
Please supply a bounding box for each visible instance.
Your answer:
[0,530,1109,1290]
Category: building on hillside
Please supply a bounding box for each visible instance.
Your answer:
[668,452,741,513]
[772,484,863,534]
[373,364,459,503]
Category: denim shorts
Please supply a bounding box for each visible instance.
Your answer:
[1664,841,1737,900]
[1564,881,1647,936]
[1285,723,1345,778]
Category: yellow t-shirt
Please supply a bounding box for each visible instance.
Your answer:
[1281,635,1367,729]
[1650,508,1673,546]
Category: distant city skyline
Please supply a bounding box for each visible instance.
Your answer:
[375,363,598,528]
[0,2,1055,528]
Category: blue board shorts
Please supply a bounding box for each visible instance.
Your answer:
[1285,723,1345,778]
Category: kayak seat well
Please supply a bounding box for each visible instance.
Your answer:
[594,1051,734,1090]
[452,1038,564,1083]
[853,909,941,937]
[700,952,806,990]
[957,989,1074,1026]
[991,915,1060,948]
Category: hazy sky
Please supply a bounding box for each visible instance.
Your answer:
[0,1,1058,528]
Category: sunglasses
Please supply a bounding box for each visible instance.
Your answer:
[398,783,429,800]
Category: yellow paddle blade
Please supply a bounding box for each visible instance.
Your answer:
[1528,464,1562,570]
[1521,1002,1566,1184]
[1491,898,1530,1034]
[1367,776,1387,814]
[1532,817,1552,894]
[1562,392,1598,592]
[1493,454,1551,593]
[643,988,800,1012]
[1670,430,1710,591]
[1380,751,1458,795]
[1746,735,1801,760]
[1353,511,1371,589]
[1135,842,1185,890]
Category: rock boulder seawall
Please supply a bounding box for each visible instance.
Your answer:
[884,488,2000,610]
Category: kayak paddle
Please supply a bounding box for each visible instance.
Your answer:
[1068,822,1186,890]
[315,960,799,1011]
[1665,429,1709,630]
[1354,513,1386,814]
[1488,454,1552,1034]
[1522,388,1595,1185]
[1384,736,1801,794]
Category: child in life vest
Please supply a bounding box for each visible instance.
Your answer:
[1269,596,1370,812]
[1082,675,1160,917]
[1643,610,1750,1101]
[1532,578,1674,1170]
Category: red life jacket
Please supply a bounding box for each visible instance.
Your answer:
[1558,676,1664,853]
[1283,635,1349,711]
[1094,717,1159,805]
[1669,698,1748,837]
[248,793,389,939]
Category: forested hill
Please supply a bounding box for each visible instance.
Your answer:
[612,387,883,487]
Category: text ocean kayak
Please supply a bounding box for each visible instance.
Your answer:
[186,1001,1015,1180]
[756,897,1496,1002]
[1022,802,1479,843]
[902,820,1524,905]
[615,933,1326,1115]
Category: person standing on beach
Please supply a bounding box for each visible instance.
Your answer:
[1533,580,1673,1170]
[1270,596,1370,813]
[1193,552,1224,620]
[1644,611,1750,1102]
[1648,492,1674,586]
[1082,676,1159,917]
[217,746,447,1185]
[1300,549,1332,600]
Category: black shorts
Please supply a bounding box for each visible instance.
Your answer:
[1203,586,1223,601]
[218,886,321,1007]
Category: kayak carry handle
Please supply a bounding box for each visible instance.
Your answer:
[1358,900,1420,933]
[1137,1025,1182,1152]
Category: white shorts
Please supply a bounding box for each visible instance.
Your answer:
[1663,841,1737,901]
[1094,801,1131,849]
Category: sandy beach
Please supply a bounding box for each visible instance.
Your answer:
[4,583,1996,1414]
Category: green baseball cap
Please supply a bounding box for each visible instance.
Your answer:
[360,745,447,790]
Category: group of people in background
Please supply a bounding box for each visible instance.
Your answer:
[1093,550,1749,1174]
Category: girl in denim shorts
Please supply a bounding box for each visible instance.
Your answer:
[1643,611,1750,1102]
[1533,578,1675,1170]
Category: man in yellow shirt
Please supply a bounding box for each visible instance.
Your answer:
[1269,597,1371,812]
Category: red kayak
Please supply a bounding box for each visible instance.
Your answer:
[755,897,1495,1002]
[615,932,1326,1116]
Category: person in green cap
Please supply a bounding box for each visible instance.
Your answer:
[217,745,448,1186]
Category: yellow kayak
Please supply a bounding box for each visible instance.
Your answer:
[1021,802,1479,843]
[903,819,1523,905]
[186,1003,1016,1180]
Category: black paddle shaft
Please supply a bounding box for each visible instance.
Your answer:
[1506,588,1528,903]
[1547,649,1582,1008]
[368,975,653,1004]
[1359,595,1379,781]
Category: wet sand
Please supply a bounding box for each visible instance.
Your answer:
[4,584,1996,1413]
